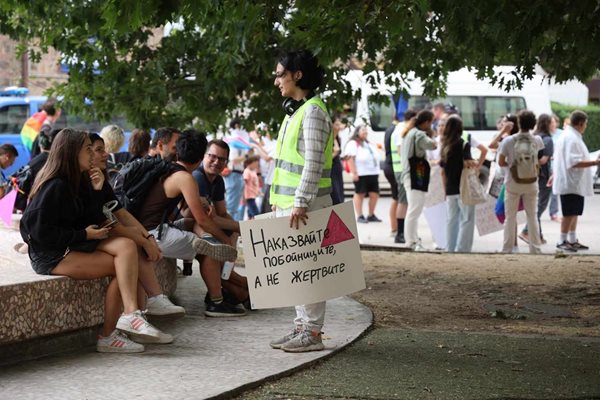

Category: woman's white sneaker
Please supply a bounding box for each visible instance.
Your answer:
[146,294,185,317]
[116,310,174,344]
[96,330,144,353]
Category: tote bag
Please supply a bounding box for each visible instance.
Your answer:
[460,167,486,205]
[408,133,430,192]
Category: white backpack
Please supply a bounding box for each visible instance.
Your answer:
[510,133,539,184]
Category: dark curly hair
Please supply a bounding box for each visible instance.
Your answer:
[277,49,324,91]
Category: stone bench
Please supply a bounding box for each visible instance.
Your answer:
[0,225,179,364]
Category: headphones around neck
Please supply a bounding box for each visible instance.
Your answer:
[281,91,316,116]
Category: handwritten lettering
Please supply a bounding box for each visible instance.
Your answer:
[250,228,329,257]
[290,262,346,284]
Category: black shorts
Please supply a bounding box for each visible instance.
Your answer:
[383,164,398,200]
[354,174,379,194]
[29,247,69,275]
[560,194,584,216]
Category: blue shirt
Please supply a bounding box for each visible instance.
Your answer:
[192,164,225,205]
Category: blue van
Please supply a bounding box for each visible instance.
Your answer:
[0,87,133,175]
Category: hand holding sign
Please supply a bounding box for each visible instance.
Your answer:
[289,206,308,229]
[240,201,365,309]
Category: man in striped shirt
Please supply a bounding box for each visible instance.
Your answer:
[269,49,333,353]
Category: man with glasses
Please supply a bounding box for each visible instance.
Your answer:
[192,139,250,309]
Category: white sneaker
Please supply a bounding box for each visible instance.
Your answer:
[146,294,185,317]
[410,240,426,252]
[96,330,144,353]
[116,310,174,344]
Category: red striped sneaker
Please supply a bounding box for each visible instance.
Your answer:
[96,330,144,353]
[116,310,174,344]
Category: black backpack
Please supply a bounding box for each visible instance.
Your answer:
[112,157,184,218]
[11,164,34,212]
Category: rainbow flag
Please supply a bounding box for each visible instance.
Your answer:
[495,184,525,224]
[20,111,47,152]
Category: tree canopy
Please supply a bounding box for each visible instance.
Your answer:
[0,0,598,131]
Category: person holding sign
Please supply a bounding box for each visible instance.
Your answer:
[269,49,333,353]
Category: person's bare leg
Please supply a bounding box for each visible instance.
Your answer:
[389,199,398,232]
[560,215,577,239]
[368,192,379,216]
[137,250,162,298]
[397,202,408,219]
[353,193,364,217]
[228,270,247,288]
[102,277,122,337]
[222,280,249,303]
[199,256,223,299]
[95,237,140,314]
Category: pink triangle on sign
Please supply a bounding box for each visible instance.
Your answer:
[0,189,17,227]
[321,210,355,247]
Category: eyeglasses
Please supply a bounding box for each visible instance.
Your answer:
[274,70,287,79]
[206,153,228,164]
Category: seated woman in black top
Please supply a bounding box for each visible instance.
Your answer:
[88,133,184,317]
[439,115,475,253]
[21,128,172,353]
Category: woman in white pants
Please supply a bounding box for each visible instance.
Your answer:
[400,110,437,250]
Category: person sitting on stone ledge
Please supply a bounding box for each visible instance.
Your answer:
[88,132,185,318]
[20,128,173,354]
[191,138,251,310]
[137,129,245,318]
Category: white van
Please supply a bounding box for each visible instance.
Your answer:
[343,66,555,157]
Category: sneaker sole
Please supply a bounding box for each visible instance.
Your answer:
[204,310,247,318]
[281,343,325,353]
[96,344,145,353]
[116,321,173,343]
[557,246,577,253]
[132,334,174,344]
[194,239,237,262]
[145,308,186,317]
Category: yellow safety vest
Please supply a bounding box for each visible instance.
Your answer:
[391,132,403,174]
[270,97,333,209]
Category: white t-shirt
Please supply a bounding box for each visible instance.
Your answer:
[344,140,380,176]
[498,132,544,185]
[552,126,594,196]
[391,122,405,151]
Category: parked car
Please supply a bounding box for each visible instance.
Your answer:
[0,87,133,175]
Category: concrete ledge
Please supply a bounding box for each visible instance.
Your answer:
[0,275,108,345]
[0,258,178,347]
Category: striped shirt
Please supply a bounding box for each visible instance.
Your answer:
[292,103,332,208]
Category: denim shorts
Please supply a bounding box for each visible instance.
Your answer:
[29,247,69,275]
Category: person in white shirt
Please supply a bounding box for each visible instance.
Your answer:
[498,110,544,254]
[551,110,600,252]
[344,125,382,223]
[401,110,437,251]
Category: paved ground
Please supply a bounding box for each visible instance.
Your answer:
[354,195,600,254]
[0,274,372,400]
[1,194,598,399]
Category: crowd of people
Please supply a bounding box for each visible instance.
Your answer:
[376,105,599,253]
[1,47,598,357]
[0,49,340,355]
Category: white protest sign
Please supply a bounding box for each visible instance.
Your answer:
[239,201,365,309]
[425,165,445,208]
[475,196,527,236]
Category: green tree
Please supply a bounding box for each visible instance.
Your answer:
[0,0,598,131]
